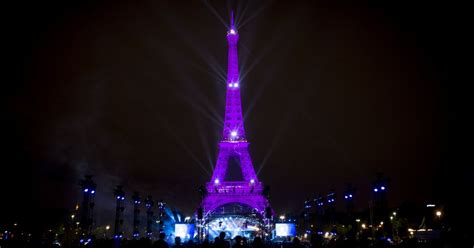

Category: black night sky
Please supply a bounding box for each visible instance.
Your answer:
[3,0,470,229]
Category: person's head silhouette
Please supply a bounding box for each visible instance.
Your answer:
[175,236,181,245]
[219,232,226,240]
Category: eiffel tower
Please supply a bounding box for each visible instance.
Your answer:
[200,12,272,232]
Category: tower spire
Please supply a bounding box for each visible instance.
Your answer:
[230,10,235,30]
[223,9,243,141]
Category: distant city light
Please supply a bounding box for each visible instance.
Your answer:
[231,131,237,137]
[349,194,353,198]
[361,224,366,229]
[71,215,75,219]
[381,186,386,190]
[426,204,436,208]
[355,219,360,222]
[91,190,95,194]
[374,188,378,192]
[390,216,393,220]
[436,211,442,217]
[84,189,89,193]
[250,179,255,184]
[228,83,233,87]
[214,179,219,184]
[279,215,285,220]
[233,83,239,87]
[106,225,110,230]
[230,29,236,34]
[393,212,397,216]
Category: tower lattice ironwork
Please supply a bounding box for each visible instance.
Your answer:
[200,11,272,220]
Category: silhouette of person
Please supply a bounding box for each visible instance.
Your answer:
[215,232,230,248]
[153,233,169,248]
[242,237,248,248]
[174,237,184,248]
[186,239,196,248]
[202,239,211,248]
[232,236,244,248]
[291,237,303,248]
[251,236,265,248]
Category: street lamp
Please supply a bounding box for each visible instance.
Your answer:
[436,210,442,217]
[279,215,285,221]
[104,225,110,239]
[113,185,125,240]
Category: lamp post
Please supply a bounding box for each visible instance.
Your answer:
[326,190,336,226]
[104,225,110,239]
[132,192,141,239]
[145,196,154,238]
[279,215,285,221]
[314,194,325,230]
[343,184,356,240]
[113,185,125,240]
[303,199,312,236]
[79,175,96,243]
[157,200,165,234]
[343,185,356,215]
[371,174,390,241]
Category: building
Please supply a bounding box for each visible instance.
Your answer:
[199,11,272,240]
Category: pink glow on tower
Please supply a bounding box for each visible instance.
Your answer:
[200,11,272,220]
[222,11,245,141]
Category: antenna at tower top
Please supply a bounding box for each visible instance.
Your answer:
[228,10,237,35]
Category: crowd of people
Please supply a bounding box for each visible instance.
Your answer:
[0,231,462,248]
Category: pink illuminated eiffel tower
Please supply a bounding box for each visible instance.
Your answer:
[201,12,272,219]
